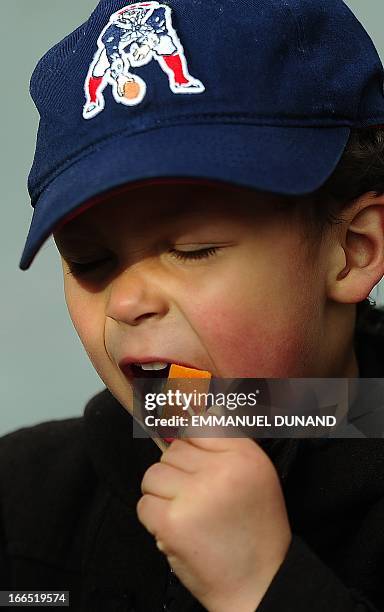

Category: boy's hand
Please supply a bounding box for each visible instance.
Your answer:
[136,427,292,612]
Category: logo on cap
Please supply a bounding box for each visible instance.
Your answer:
[83,1,205,119]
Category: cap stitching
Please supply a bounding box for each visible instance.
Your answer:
[279,0,332,115]
[278,0,305,53]
[31,110,384,204]
[30,112,365,205]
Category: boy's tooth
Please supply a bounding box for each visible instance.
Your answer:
[139,362,168,371]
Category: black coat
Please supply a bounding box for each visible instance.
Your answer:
[1,305,384,611]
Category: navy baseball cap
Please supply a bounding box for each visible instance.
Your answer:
[19,0,384,270]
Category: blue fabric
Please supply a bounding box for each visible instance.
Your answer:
[19,0,384,270]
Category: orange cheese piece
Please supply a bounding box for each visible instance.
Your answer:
[162,364,212,443]
[169,364,212,379]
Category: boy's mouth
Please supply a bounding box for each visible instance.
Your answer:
[130,362,171,379]
[119,363,170,400]
[119,359,214,444]
[119,359,206,381]
[119,359,214,403]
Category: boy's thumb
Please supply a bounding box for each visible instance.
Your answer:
[178,404,245,446]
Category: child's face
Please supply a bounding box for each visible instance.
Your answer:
[54,181,358,411]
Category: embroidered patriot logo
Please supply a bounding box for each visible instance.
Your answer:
[83,1,205,119]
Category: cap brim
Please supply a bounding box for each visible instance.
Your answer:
[19,123,350,270]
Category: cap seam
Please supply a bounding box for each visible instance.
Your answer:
[277,0,306,53]
[30,113,364,205]
[280,0,334,115]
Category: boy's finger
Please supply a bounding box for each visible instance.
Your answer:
[179,405,249,451]
[161,438,208,473]
[136,493,170,537]
[141,461,189,499]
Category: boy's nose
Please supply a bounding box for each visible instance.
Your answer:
[106,263,170,326]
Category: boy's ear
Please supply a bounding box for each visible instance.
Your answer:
[326,193,384,304]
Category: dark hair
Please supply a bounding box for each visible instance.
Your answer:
[278,128,384,227]
[309,127,384,225]
[319,127,384,316]
[285,128,384,316]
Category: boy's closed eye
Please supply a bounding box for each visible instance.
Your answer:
[63,244,227,278]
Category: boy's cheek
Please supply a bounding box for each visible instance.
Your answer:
[194,304,310,377]
[64,292,109,372]
[66,304,99,349]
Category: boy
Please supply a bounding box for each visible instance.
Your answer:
[2,0,384,610]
